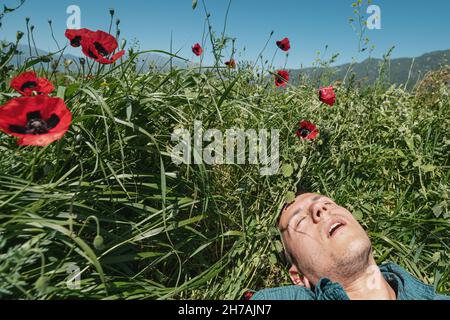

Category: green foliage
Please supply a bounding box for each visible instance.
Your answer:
[0,55,448,298]
[0,1,448,300]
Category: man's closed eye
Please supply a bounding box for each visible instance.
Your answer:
[295,216,307,230]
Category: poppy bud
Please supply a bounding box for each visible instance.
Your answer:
[116,19,121,26]
[79,58,86,65]
[35,276,49,293]
[25,17,30,23]
[16,31,24,41]
[64,59,73,68]
[30,25,35,32]
[40,55,51,63]
[94,235,104,250]
[48,20,52,25]
[109,8,115,16]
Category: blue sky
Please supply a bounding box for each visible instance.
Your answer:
[1,0,449,68]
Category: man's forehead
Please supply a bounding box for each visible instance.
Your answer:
[279,193,325,228]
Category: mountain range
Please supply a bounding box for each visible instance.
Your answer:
[291,49,450,89]
[6,45,450,89]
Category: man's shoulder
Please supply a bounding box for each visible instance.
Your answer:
[251,285,315,300]
[380,262,449,300]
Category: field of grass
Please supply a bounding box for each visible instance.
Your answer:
[0,3,449,300]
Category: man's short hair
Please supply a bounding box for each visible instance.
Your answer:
[278,186,309,266]
[278,186,308,231]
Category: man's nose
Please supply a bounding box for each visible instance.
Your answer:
[310,202,330,223]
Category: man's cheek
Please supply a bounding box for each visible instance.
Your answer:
[300,242,323,263]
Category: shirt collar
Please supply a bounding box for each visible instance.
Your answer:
[313,262,435,300]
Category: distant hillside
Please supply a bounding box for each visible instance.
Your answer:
[4,44,449,89]
[291,50,450,90]
[12,45,80,68]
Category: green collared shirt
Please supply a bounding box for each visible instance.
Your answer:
[252,263,449,300]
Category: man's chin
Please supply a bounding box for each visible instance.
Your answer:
[331,237,372,277]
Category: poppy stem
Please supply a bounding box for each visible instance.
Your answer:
[48,20,61,51]
[85,215,101,238]
[29,249,46,278]
[25,18,34,71]
[199,17,209,74]
[87,59,95,79]
[108,9,115,34]
[27,147,39,180]
[269,47,279,72]
[252,30,274,70]
[49,46,68,82]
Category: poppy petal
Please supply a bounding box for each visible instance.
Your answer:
[276,37,291,52]
[10,72,55,96]
[0,96,72,146]
[319,86,336,106]
[297,120,319,140]
[192,43,203,56]
[275,70,289,87]
[65,28,93,47]
[79,30,123,64]
[36,78,55,95]
[96,50,125,64]
[10,71,38,96]
[90,30,119,54]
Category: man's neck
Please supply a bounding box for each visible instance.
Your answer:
[340,262,396,300]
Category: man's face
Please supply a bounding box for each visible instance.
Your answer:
[279,193,372,285]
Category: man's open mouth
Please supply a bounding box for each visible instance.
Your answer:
[326,219,346,238]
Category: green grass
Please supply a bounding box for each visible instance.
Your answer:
[0,5,449,300]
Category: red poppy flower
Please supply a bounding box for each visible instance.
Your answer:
[276,37,291,52]
[319,86,336,106]
[241,291,254,300]
[0,96,72,146]
[65,28,93,48]
[81,30,125,65]
[192,43,203,57]
[296,120,319,140]
[225,59,236,69]
[275,70,289,87]
[10,71,54,96]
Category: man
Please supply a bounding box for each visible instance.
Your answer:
[252,192,449,300]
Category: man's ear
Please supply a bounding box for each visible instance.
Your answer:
[288,265,311,289]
